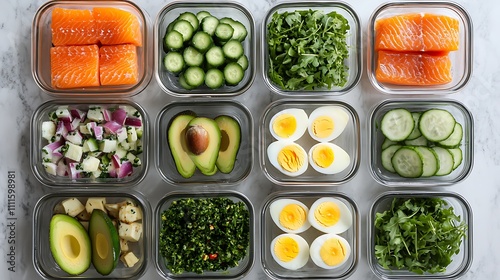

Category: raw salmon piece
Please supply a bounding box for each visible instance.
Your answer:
[99,44,138,86]
[375,13,459,52]
[51,45,100,89]
[93,7,142,46]
[51,8,99,46]
[376,50,452,85]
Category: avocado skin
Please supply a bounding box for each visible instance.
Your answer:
[88,209,120,276]
[215,115,241,173]
[49,214,91,275]
[187,117,221,174]
[168,113,197,178]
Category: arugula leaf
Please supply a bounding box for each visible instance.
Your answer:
[374,197,467,274]
[267,9,350,91]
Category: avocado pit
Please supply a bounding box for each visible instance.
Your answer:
[186,125,209,155]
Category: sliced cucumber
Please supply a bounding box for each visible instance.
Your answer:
[404,135,428,146]
[380,108,414,141]
[201,16,219,36]
[172,19,194,42]
[381,138,398,150]
[163,51,184,74]
[184,66,205,87]
[230,20,248,41]
[222,39,244,60]
[196,11,211,23]
[432,146,454,176]
[391,146,423,178]
[414,146,439,177]
[179,73,194,90]
[406,112,422,140]
[223,62,244,86]
[438,122,463,148]
[448,147,463,170]
[205,46,225,67]
[191,31,213,53]
[215,23,234,42]
[419,109,456,142]
[205,68,225,89]
[163,30,184,52]
[381,145,401,173]
[183,46,204,67]
[236,54,249,71]
[177,12,199,31]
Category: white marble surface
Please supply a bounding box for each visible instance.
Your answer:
[0,0,498,279]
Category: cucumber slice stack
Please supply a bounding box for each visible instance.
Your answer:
[379,108,464,178]
[163,11,249,90]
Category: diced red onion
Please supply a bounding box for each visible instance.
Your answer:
[68,162,82,179]
[112,108,127,125]
[56,108,72,122]
[117,161,133,178]
[103,121,122,134]
[112,154,122,168]
[94,126,104,140]
[102,108,112,122]
[124,117,142,127]
[56,121,68,137]
[70,108,86,121]
[56,161,68,176]
[43,139,64,153]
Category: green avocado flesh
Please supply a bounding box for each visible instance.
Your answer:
[187,117,221,174]
[168,113,197,178]
[88,209,120,276]
[215,115,241,173]
[49,214,91,275]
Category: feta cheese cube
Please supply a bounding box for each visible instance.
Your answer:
[82,156,100,172]
[120,238,129,252]
[42,121,56,141]
[100,139,117,153]
[119,205,142,223]
[61,198,85,217]
[116,128,128,143]
[87,107,104,122]
[120,251,139,268]
[118,222,142,242]
[85,197,107,214]
[64,142,83,162]
[104,203,120,218]
[127,126,137,142]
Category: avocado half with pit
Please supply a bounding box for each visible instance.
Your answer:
[49,214,91,275]
[168,111,197,178]
[88,209,120,276]
[185,117,221,174]
[215,115,241,173]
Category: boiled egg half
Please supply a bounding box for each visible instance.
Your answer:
[308,197,352,234]
[270,198,311,233]
[308,106,349,142]
[270,108,308,142]
[267,141,308,177]
[310,233,351,269]
[308,143,350,175]
[271,233,309,270]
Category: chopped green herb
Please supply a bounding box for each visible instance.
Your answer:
[374,197,467,274]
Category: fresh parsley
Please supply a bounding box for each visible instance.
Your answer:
[374,197,467,274]
[267,9,350,91]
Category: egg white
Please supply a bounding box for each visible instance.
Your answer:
[267,141,308,177]
[308,197,353,234]
[270,198,311,233]
[307,106,349,142]
[308,143,351,175]
[309,233,351,269]
[269,108,309,142]
[270,233,310,270]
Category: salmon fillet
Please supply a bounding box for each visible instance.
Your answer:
[93,7,142,46]
[375,13,459,52]
[50,45,100,89]
[51,8,99,46]
[376,50,452,85]
[99,44,138,86]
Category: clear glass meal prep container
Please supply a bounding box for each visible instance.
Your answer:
[366,1,473,94]
[31,0,152,97]
[32,191,151,279]
[30,99,150,188]
[154,1,256,97]
[154,190,255,279]
[261,191,359,280]
[261,0,362,96]
[368,99,473,187]
[367,191,473,279]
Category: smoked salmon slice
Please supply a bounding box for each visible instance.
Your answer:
[50,45,100,89]
[376,50,452,86]
[51,8,99,46]
[375,13,459,52]
[99,44,138,86]
[93,7,142,47]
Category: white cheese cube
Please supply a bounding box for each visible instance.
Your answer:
[77,210,90,221]
[118,199,136,208]
[100,139,117,153]
[127,126,138,142]
[115,147,128,159]
[104,203,120,218]
[79,125,91,135]
[85,197,107,215]
[87,107,103,122]
[82,156,100,172]
[61,198,85,217]
[64,142,83,162]
[120,251,139,268]
[116,128,128,143]
[43,162,57,176]
[42,121,56,141]
[120,238,129,252]
[119,205,142,223]
[118,222,142,242]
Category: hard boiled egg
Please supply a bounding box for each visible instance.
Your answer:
[308,106,349,142]
[267,141,308,177]
[270,198,311,233]
[310,233,351,269]
[308,197,352,234]
[271,233,309,270]
[270,108,308,142]
[308,143,350,175]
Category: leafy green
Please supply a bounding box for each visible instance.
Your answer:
[159,197,250,274]
[267,9,350,91]
[374,197,467,274]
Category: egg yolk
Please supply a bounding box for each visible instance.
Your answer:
[273,114,297,139]
[312,145,334,168]
[279,204,307,231]
[278,145,305,173]
[314,201,340,227]
[320,238,347,266]
[311,116,334,139]
[274,236,300,262]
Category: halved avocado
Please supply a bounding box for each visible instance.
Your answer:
[88,209,120,276]
[49,214,91,275]
[168,111,197,178]
[186,117,221,174]
[215,115,241,173]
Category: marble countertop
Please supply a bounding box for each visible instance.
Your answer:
[1,0,499,279]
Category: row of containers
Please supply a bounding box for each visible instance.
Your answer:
[29,0,474,280]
